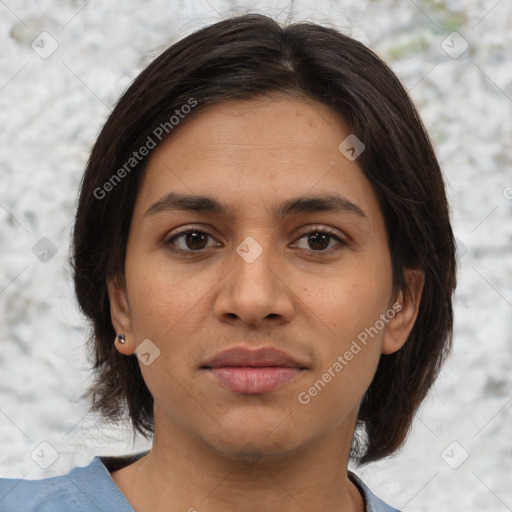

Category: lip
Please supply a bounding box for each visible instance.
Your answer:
[202,347,306,369]
[201,347,308,394]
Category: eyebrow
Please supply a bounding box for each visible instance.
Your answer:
[144,191,367,221]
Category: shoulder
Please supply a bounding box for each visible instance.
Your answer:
[348,471,402,512]
[0,457,399,512]
[0,456,134,512]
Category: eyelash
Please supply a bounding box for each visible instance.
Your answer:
[163,224,347,257]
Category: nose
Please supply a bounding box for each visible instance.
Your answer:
[213,236,295,329]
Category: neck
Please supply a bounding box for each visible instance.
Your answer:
[111,409,365,512]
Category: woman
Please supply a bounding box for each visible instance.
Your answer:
[0,13,456,512]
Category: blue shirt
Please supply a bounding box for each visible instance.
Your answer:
[0,453,401,511]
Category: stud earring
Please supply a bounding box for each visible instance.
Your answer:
[117,334,126,344]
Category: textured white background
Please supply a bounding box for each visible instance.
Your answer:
[0,1,511,510]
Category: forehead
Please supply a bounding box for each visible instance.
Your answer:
[161,94,351,154]
[133,95,380,225]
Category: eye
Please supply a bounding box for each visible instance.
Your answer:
[293,226,347,252]
[164,228,221,254]
[163,225,347,256]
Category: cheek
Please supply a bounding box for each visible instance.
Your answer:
[303,255,393,339]
[296,283,388,418]
[124,255,201,340]
[296,252,392,403]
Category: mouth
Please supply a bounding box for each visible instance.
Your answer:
[201,347,308,394]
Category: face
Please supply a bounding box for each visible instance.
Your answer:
[109,95,422,460]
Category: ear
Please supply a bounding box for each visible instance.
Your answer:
[107,277,136,355]
[382,269,425,355]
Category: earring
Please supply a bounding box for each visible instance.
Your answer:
[117,334,126,344]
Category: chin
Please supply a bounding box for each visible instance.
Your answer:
[202,411,306,462]
[211,436,302,466]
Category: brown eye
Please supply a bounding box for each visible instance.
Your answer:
[165,230,219,254]
[305,232,331,251]
[294,227,346,252]
[182,231,209,250]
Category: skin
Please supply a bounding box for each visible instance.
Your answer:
[108,94,424,512]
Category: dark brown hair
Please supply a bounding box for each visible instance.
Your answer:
[71,13,456,465]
